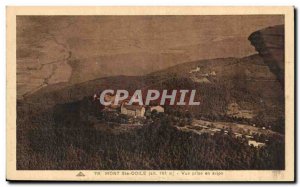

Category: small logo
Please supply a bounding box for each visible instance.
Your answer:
[76,172,85,177]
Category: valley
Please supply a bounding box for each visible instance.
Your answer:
[16,23,285,170]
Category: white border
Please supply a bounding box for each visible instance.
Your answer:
[0,1,298,186]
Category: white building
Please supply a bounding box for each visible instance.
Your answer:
[189,66,200,73]
[121,104,145,117]
[150,105,164,113]
[248,140,266,148]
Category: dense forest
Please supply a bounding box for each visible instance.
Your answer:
[17,97,284,170]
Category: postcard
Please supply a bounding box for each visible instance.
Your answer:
[6,6,295,181]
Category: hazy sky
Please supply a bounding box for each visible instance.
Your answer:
[17,15,284,98]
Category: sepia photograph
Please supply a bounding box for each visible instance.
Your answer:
[6,6,295,181]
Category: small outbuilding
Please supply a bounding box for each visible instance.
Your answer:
[150,105,164,113]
